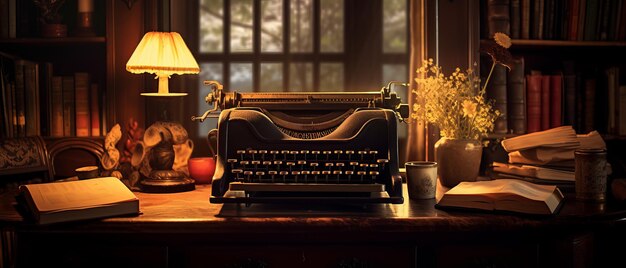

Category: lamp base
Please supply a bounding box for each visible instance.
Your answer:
[140,170,195,193]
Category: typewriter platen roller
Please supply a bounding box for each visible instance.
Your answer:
[196,81,408,204]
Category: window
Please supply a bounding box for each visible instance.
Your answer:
[194,0,409,137]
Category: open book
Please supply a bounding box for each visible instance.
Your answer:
[18,177,140,224]
[437,179,564,215]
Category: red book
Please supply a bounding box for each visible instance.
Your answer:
[526,74,542,133]
[550,74,563,128]
[541,75,550,130]
[568,0,580,41]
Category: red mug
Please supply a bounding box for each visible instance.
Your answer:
[188,157,216,184]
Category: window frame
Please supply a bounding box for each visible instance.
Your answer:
[191,0,410,92]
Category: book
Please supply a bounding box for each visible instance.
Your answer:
[501,125,579,152]
[74,72,90,137]
[507,57,526,134]
[90,83,100,136]
[541,74,550,130]
[510,0,521,39]
[526,73,542,133]
[487,0,511,37]
[50,76,64,137]
[549,74,562,128]
[506,130,605,166]
[62,76,75,136]
[486,63,508,134]
[493,162,574,182]
[437,179,564,215]
[17,177,140,225]
[521,0,531,39]
[620,86,626,136]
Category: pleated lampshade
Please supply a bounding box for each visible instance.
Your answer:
[126,32,200,96]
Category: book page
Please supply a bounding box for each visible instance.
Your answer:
[446,179,557,202]
[21,177,138,213]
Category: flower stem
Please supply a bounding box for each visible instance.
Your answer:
[481,62,496,92]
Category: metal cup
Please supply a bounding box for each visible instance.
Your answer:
[405,161,438,200]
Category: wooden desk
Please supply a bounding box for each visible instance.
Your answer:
[1,184,625,268]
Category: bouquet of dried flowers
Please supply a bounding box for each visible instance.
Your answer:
[411,32,514,141]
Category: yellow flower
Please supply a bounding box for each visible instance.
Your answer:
[494,32,512,48]
[462,100,477,118]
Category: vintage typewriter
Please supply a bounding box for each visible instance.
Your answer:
[193,81,409,204]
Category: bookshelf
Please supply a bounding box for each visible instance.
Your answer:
[0,0,113,139]
[479,0,626,178]
[480,0,626,138]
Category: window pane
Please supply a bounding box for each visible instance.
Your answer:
[319,63,343,91]
[320,0,343,52]
[383,64,408,138]
[197,63,223,137]
[231,63,253,92]
[231,0,254,52]
[260,63,283,91]
[383,0,407,53]
[289,63,312,91]
[199,0,224,53]
[261,0,283,52]
[290,0,313,52]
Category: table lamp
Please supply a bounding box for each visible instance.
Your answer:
[126,32,200,193]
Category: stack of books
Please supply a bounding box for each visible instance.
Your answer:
[493,126,606,186]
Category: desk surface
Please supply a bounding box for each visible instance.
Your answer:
[1,182,625,237]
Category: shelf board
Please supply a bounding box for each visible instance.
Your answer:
[481,39,626,47]
[0,37,106,45]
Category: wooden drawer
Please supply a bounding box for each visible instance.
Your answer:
[173,244,416,268]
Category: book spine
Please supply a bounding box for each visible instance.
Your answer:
[527,74,542,133]
[90,83,100,136]
[488,64,509,134]
[13,59,25,137]
[8,0,15,38]
[0,0,8,39]
[507,57,526,134]
[541,75,551,130]
[62,76,75,136]
[50,76,63,137]
[569,0,581,40]
[619,0,626,40]
[511,0,522,38]
[550,74,563,128]
[39,62,53,136]
[608,0,620,40]
[583,78,596,133]
[583,0,600,40]
[488,0,512,37]
[563,73,577,127]
[618,86,626,136]
[23,60,39,136]
[74,72,90,137]
[522,0,532,38]
[577,0,588,41]
[606,67,618,134]
[543,0,555,40]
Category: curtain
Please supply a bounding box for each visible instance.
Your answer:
[405,0,427,162]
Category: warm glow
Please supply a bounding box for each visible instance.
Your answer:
[126,32,200,96]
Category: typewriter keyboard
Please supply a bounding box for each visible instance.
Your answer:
[226,149,390,184]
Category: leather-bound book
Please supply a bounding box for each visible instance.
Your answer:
[550,74,563,128]
[507,57,526,134]
[531,0,545,40]
[541,75,551,130]
[510,0,521,39]
[568,0,581,41]
[488,64,509,134]
[74,72,90,137]
[526,73,542,133]
[563,61,577,126]
[521,0,531,39]
[488,0,511,36]
[583,78,596,133]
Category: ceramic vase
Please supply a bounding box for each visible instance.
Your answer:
[434,137,483,188]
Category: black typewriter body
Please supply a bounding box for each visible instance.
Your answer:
[197,83,408,204]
